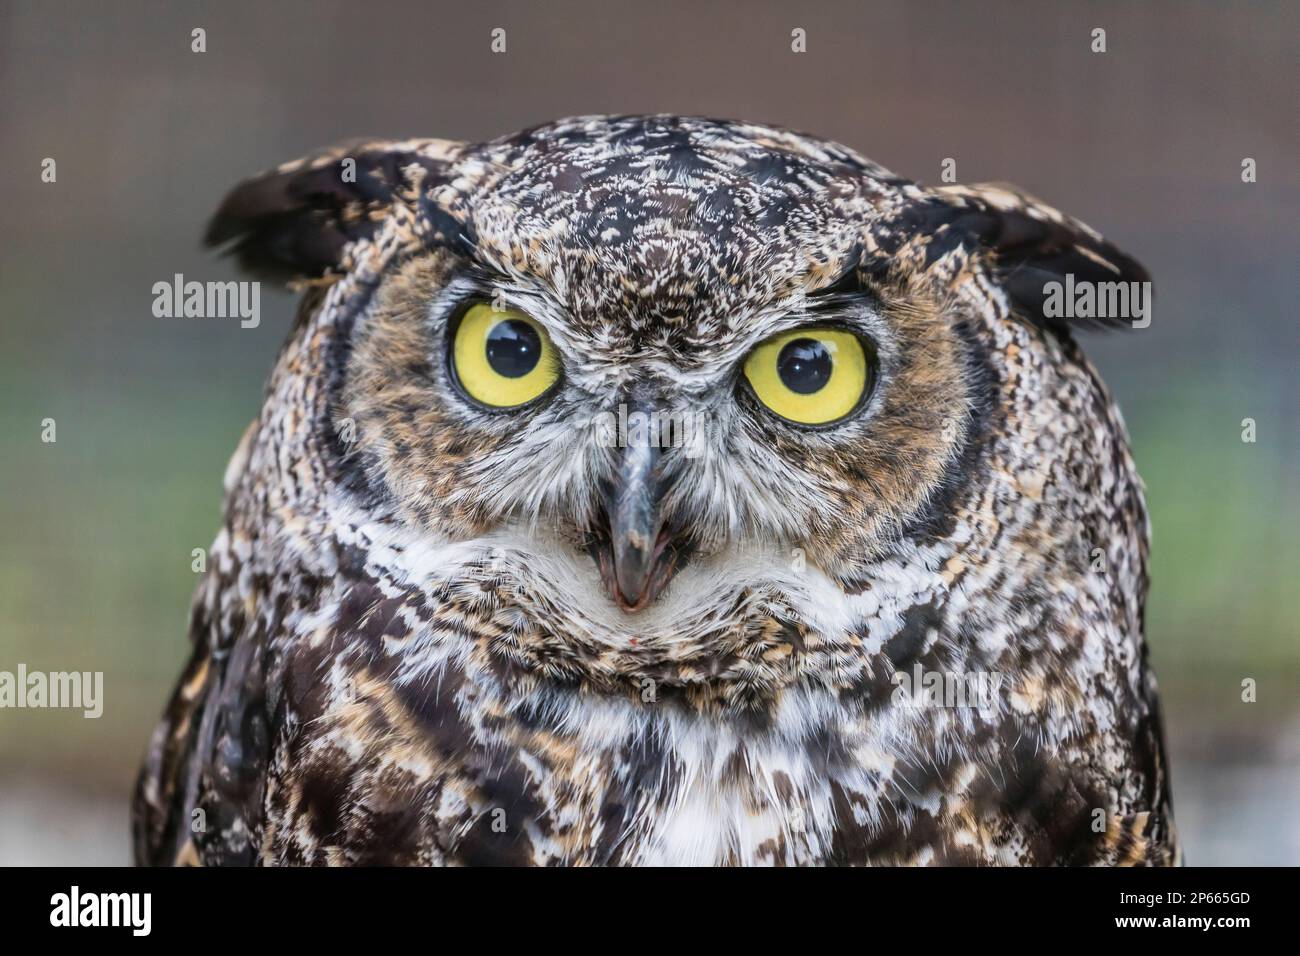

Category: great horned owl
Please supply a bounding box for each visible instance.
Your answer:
[133,115,1176,866]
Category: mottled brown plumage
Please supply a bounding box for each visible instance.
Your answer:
[134,116,1176,866]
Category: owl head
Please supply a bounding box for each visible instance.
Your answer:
[208,116,1147,698]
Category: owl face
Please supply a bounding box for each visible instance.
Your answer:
[210,115,1147,698]
[336,123,970,626]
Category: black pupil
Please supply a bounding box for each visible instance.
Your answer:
[776,338,832,394]
[485,319,541,378]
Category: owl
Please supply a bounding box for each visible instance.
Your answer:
[133,115,1177,866]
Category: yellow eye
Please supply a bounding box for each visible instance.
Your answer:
[742,327,871,425]
[450,302,560,408]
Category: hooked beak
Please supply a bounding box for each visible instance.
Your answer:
[608,438,663,608]
[593,406,691,612]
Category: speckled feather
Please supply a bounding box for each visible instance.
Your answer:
[133,115,1175,866]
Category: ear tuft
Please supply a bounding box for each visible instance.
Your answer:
[937,184,1151,334]
[205,139,462,283]
[874,183,1151,336]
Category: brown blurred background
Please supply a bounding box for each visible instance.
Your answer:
[1,0,1296,864]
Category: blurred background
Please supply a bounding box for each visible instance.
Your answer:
[1,0,1296,865]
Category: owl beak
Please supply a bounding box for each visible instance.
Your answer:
[606,437,665,610]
